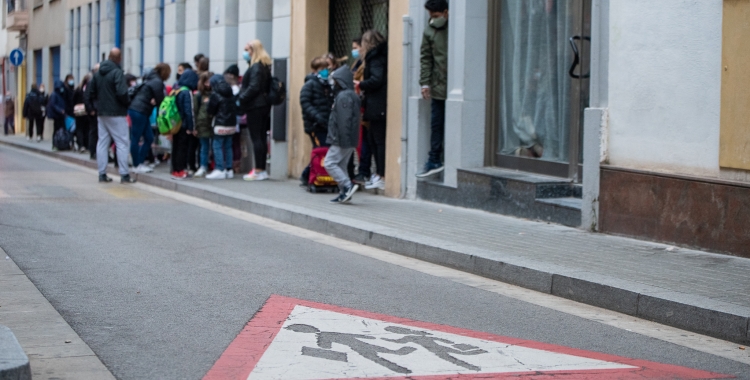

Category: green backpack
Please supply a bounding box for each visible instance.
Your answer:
[157,86,188,135]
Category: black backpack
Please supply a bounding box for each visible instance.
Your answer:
[26,92,43,116]
[267,76,286,106]
[53,128,73,151]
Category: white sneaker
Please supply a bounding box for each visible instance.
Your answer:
[243,170,269,181]
[131,164,152,174]
[194,166,207,178]
[365,175,385,190]
[206,170,227,180]
[226,170,234,179]
[26,137,31,141]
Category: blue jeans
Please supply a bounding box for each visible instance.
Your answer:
[198,137,211,168]
[428,99,445,164]
[212,135,233,171]
[128,109,153,167]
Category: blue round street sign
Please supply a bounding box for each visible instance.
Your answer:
[9,49,24,66]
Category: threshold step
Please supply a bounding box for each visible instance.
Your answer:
[536,197,582,210]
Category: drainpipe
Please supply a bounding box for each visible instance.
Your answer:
[400,15,413,199]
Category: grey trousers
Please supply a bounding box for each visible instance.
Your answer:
[97,116,130,176]
[324,145,354,192]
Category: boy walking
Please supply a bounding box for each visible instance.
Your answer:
[324,66,361,204]
[416,0,449,178]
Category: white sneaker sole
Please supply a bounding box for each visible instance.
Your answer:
[416,166,444,178]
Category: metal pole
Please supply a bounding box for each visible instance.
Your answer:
[399,15,413,198]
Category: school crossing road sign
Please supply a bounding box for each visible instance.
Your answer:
[8,49,24,66]
[204,295,731,380]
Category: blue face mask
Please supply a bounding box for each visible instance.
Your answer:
[318,69,329,80]
[351,49,360,60]
[242,51,251,62]
[67,80,75,87]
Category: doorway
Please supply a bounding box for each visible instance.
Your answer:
[486,0,591,180]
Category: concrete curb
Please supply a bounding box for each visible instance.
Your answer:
[0,325,31,380]
[3,138,749,345]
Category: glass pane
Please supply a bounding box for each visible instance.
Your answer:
[497,0,580,163]
[329,0,388,65]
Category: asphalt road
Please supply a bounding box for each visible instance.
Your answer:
[0,144,748,379]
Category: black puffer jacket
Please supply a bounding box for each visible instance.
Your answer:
[129,69,165,116]
[208,74,238,127]
[86,60,130,116]
[360,42,388,122]
[299,72,333,134]
[239,62,270,113]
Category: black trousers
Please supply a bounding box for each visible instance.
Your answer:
[27,117,45,139]
[88,115,98,158]
[187,134,199,171]
[171,128,189,173]
[367,119,386,177]
[247,107,271,171]
[75,116,89,150]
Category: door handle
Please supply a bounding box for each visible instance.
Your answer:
[568,36,591,79]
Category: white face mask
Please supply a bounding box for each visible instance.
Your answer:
[430,16,447,29]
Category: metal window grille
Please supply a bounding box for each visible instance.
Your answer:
[329,0,389,64]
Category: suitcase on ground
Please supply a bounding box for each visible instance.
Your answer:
[307,146,339,193]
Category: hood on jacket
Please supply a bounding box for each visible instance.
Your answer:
[331,66,354,92]
[53,79,65,93]
[98,60,120,76]
[209,74,233,97]
[144,69,160,82]
[366,41,388,60]
[177,69,198,91]
[304,72,317,83]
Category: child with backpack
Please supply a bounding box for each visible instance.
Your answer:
[193,71,214,177]
[206,74,238,179]
[324,66,361,204]
[167,69,198,180]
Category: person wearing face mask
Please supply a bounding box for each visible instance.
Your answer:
[193,71,214,178]
[359,29,388,191]
[350,36,371,184]
[416,0,449,178]
[239,39,273,182]
[299,56,334,185]
[324,66,361,204]
[63,74,76,119]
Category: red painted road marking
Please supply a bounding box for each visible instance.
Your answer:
[204,295,733,380]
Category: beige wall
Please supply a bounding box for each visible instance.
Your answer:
[28,0,67,51]
[720,0,750,171]
[288,0,329,178]
[383,0,407,197]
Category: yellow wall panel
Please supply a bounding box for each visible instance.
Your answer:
[720,0,750,170]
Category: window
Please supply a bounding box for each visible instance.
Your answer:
[159,0,164,62]
[34,50,42,87]
[76,7,81,78]
[139,0,144,75]
[69,10,74,74]
[95,1,100,64]
[88,4,92,70]
[51,46,61,84]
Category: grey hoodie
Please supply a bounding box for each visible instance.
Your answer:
[326,66,361,148]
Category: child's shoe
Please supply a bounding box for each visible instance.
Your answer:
[194,166,207,178]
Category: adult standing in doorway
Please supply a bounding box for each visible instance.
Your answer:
[416,0,449,178]
[129,63,170,174]
[239,39,272,182]
[358,30,388,191]
[86,48,135,184]
[23,84,45,141]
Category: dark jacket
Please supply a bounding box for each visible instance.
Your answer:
[129,69,165,116]
[326,67,360,149]
[22,88,44,119]
[208,74,238,127]
[46,80,67,120]
[86,60,130,116]
[193,91,213,138]
[299,72,333,134]
[175,69,198,131]
[359,42,388,122]
[63,83,75,117]
[239,62,270,113]
[420,20,448,100]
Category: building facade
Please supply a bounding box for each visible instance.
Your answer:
[10,0,749,256]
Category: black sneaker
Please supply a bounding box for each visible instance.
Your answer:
[342,184,359,203]
[353,173,368,183]
[98,174,113,183]
[416,161,444,178]
[121,175,137,184]
[329,193,347,204]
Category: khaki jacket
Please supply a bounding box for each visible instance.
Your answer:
[420,22,448,100]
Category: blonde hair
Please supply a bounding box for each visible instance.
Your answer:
[249,40,272,66]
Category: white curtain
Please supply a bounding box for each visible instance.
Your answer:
[498,0,577,162]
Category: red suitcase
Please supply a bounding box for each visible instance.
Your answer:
[308,147,339,193]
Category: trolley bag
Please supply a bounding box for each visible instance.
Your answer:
[307,146,338,193]
[53,128,73,151]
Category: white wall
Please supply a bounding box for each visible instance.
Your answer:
[607,0,723,177]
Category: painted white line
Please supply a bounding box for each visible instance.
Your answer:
[8,144,750,366]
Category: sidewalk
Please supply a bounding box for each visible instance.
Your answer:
[2,135,749,345]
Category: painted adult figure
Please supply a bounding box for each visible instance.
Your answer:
[85,48,136,184]
[239,39,273,182]
[359,30,388,191]
[416,0,449,178]
[129,63,170,174]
